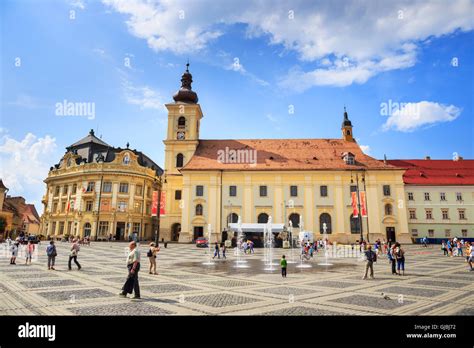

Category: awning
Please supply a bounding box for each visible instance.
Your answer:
[228,223,285,233]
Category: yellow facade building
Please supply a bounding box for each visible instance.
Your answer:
[40,130,162,241]
[160,65,411,244]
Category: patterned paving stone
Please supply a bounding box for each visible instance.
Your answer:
[454,307,474,316]
[203,280,258,288]
[6,272,59,279]
[68,303,174,315]
[36,289,115,301]
[377,286,446,297]
[410,279,470,289]
[259,286,315,296]
[307,280,360,288]
[18,279,81,289]
[141,284,197,293]
[330,294,414,310]
[262,306,345,316]
[184,293,260,307]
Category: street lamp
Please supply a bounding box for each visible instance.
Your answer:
[351,172,364,243]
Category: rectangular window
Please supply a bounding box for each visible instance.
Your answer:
[58,222,65,235]
[440,192,446,201]
[442,209,449,220]
[425,209,433,220]
[424,192,430,201]
[133,223,141,234]
[72,184,77,194]
[383,185,391,196]
[61,202,66,213]
[290,185,298,197]
[102,182,112,193]
[320,185,328,197]
[196,185,204,197]
[462,229,468,237]
[459,209,466,220]
[119,183,129,194]
[409,209,416,219]
[146,186,152,198]
[456,192,463,201]
[259,185,267,197]
[411,229,418,236]
[134,201,142,213]
[62,185,68,195]
[86,182,95,192]
[67,221,73,234]
[117,201,127,212]
[175,190,182,200]
[407,192,414,201]
[53,202,58,213]
[428,229,434,237]
[445,229,451,237]
[100,199,111,212]
[98,221,109,237]
[229,186,237,197]
[146,203,151,215]
[54,186,60,196]
[135,185,143,196]
[85,200,93,212]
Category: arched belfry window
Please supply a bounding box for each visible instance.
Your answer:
[176,153,184,168]
[258,213,269,224]
[195,204,203,216]
[288,213,300,228]
[178,117,186,128]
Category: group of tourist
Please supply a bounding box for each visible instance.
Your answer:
[362,242,406,280]
[8,238,36,265]
[212,242,227,259]
[441,238,467,257]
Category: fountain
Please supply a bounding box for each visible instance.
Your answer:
[263,216,277,271]
[234,216,249,268]
[202,223,215,265]
[296,215,312,268]
[287,220,297,264]
[318,222,333,266]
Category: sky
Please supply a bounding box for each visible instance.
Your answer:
[1,0,473,211]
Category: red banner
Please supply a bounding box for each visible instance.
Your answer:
[359,191,367,217]
[151,191,159,216]
[351,191,359,218]
[160,191,166,215]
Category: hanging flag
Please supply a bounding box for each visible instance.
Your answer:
[66,192,71,212]
[351,191,359,218]
[151,190,159,216]
[360,191,367,217]
[160,191,166,216]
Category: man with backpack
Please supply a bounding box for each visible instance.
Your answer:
[46,240,57,270]
[362,244,377,280]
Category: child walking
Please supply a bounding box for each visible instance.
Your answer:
[280,255,287,278]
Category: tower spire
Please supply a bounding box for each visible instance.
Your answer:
[341,107,354,142]
[172,61,198,104]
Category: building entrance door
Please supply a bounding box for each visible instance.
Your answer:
[193,226,204,241]
[116,222,126,240]
[386,227,396,243]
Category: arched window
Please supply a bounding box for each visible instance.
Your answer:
[176,153,184,168]
[195,204,203,216]
[83,222,92,237]
[228,213,239,224]
[346,130,351,135]
[288,213,300,228]
[122,154,130,165]
[257,213,269,224]
[178,116,186,128]
[385,204,393,216]
[319,213,332,234]
[350,214,360,234]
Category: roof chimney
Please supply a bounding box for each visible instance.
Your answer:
[425,156,431,160]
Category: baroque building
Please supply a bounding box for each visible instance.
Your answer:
[160,65,411,244]
[40,130,163,240]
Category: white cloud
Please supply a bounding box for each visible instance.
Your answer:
[0,133,57,210]
[359,145,371,155]
[121,78,165,110]
[382,101,461,132]
[70,0,85,10]
[103,0,474,90]
[8,94,46,109]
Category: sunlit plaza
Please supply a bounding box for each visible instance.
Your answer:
[1,242,472,316]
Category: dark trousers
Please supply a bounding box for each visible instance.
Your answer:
[391,259,396,274]
[68,256,81,269]
[443,248,448,256]
[122,263,140,297]
[281,267,287,277]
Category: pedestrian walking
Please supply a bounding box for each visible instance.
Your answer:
[466,242,473,271]
[212,242,220,259]
[387,244,396,275]
[9,240,19,265]
[25,240,35,265]
[394,243,405,276]
[68,238,82,270]
[221,243,226,259]
[441,240,448,256]
[280,255,287,278]
[362,245,377,280]
[147,242,160,275]
[46,240,57,270]
[120,241,141,299]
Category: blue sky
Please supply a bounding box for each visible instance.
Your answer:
[1,0,473,210]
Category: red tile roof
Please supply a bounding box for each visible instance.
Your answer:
[181,139,400,171]
[387,159,474,185]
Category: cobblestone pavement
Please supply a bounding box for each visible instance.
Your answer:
[0,242,472,316]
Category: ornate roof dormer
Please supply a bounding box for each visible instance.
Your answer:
[172,62,199,104]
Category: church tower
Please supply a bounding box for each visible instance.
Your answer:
[341,107,355,142]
